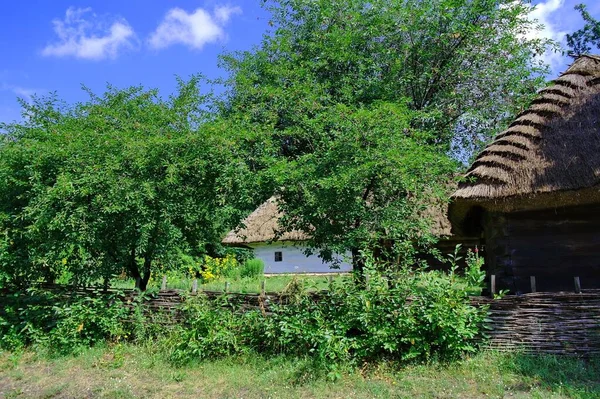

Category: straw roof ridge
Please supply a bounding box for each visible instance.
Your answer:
[223,191,459,246]
[450,55,600,234]
[222,196,309,245]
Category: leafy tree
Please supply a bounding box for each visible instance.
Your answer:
[272,102,456,273]
[216,0,553,271]
[220,0,552,159]
[0,79,259,290]
[566,4,600,58]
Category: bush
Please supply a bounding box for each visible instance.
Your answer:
[262,264,487,365]
[167,295,266,364]
[2,255,488,369]
[240,259,264,279]
[164,255,488,367]
[0,288,143,354]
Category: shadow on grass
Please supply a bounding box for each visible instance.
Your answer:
[502,352,600,397]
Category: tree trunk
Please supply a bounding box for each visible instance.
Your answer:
[352,247,365,285]
[126,248,144,290]
[137,255,152,291]
[102,276,110,293]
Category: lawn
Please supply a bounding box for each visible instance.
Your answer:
[1,346,599,399]
[110,274,345,293]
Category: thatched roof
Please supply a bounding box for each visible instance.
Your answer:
[450,55,600,234]
[224,194,456,246]
[222,197,309,245]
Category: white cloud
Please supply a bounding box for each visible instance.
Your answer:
[42,7,136,60]
[0,83,40,103]
[11,87,37,102]
[526,0,568,70]
[148,5,241,50]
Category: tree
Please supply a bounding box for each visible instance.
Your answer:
[0,79,259,290]
[216,0,553,271]
[566,4,600,58]
[220,0,552,159]
[271,102,457,274]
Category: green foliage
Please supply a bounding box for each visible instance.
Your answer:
[198,254,240,282]
[221,0,551,156]
[163,259,487,368]
[566,4,600,58]
[0,79,261,290]
[216,0,553,269]
[265,262,487,366]
[240,258,265,279]
[446,244,486,296]
[167,297,266,364]
[465,248,486,296]
[0,289,132,353]
[271,102,457,268]
[2,257,487,369]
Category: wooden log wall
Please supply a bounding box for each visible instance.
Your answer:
[484,205,600,293]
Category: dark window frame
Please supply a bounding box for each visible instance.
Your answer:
[274,251,283,262]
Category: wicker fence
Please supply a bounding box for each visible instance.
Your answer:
[473,290,600,355]
[9,285,600,356]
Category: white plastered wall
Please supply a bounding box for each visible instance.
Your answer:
[249,241,352,274]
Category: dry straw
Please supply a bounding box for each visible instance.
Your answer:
[450,55,600,234]
[222,197,309,245]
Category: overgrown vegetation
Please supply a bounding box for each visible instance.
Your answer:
[2,1,592,394]
[0,80,269,291]
[1,254,487,373]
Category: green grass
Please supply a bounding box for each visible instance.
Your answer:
[110,274,347,293]
[1,345,599,399]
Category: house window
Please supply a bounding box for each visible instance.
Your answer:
[274,251,283,262]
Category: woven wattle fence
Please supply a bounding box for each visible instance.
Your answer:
[472,290,600,355]
[145,289,600,355]
[9,285,600,356]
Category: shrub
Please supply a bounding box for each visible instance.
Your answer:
[0,288,137,353]
[261,270,486,365]
[240,259,264,279]
[165,256,488,367]
[198,254,240,282]
[3,255,488,369]
[167,295,266,364]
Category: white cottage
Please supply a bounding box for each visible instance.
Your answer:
[222,197,352,274]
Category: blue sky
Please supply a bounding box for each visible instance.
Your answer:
[0,0,599,124]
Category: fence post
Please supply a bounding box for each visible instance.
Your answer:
[225,281,230,293]
[161,275,167,291]
[261,280,266,295]
[328,275,333,285]
[192,278,198,294]
[530,276,536,293]
[490,275,496,298]
[574,276,581,293]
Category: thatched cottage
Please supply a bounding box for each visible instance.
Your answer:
[222,197,353,274]
[449,55,600,293]
[225,196,478,274]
